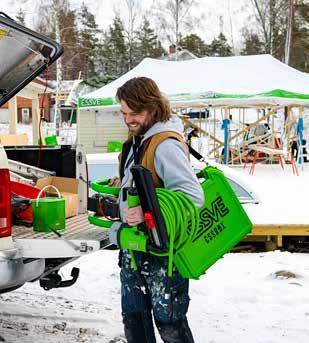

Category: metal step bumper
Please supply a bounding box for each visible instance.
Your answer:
[12,214,112,258]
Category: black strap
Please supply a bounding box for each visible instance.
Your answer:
[120,136,145,180]
[133,136,143,164]
[120,139,133,180]
[187,144,206,162]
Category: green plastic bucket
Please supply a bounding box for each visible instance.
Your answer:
[107,140,122,152]
[173,166,253,279]
[32,185,65,232]
[45,135,58,145]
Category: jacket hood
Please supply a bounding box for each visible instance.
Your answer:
[140,115,184,144]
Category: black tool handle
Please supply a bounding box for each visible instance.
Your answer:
[130,165,169,251]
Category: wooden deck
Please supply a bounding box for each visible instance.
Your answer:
[248,224,309,247]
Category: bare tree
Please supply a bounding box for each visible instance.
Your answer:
[227,0,235,55]
[112,0,142,70]
[152,0,203,46]
[124,0,141,70]
[250,0,289,55]
[284,0,295,64]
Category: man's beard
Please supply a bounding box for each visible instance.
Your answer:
[128,121,152,136]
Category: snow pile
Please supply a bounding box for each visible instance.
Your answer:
[1,250,309,342]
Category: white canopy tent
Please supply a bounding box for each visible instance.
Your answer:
[78,54,309,110]
[77,55,309,155]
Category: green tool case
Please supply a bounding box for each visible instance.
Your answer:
[173,166,253,279]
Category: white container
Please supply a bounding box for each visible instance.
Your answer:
[86,152,119,182]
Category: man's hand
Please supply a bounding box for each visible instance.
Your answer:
[108,177,121,187]
[125,206,144,226]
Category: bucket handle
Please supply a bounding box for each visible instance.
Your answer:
[36,185,61,207]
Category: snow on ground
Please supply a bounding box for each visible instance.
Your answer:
[1,250,309,343]
[233,163,309,225]
[1,123,309,342]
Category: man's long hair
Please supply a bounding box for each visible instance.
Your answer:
[116,77,172,123]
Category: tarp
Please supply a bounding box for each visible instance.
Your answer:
[78,55,309,109]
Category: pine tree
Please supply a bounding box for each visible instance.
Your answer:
[179,33,208,57]
[35,0,81,80]
[78,3,101,79]
[290,2,309,72]
[56,3,80,79]
[100,16,128,78]
[241,30,265,55]
[135,18,165,64]
[208,33,233,57]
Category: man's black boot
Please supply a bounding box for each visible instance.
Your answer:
[156,318,195,343]
[123,312,156,343]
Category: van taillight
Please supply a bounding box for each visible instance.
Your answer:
[0,168,11,238]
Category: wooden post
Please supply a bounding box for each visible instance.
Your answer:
[271,108,275,137]
[32,98,40,145]
[8,96,18,134]
[275,235,283,248]
[300,105,304,116]
[271,108,275,163]
[238,108,241,126]
[287,106,291,154]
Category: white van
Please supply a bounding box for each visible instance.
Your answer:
[0,14,111,293]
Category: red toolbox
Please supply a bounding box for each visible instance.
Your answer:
[10,181,45,223]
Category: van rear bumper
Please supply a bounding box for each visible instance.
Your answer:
[0,251,45,291]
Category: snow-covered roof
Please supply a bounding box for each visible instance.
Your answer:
[160,49,197,61]
[78,55,309,109]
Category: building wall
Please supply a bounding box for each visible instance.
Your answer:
[0,94,52,123]
[0,109,8,123]
[77,108,128,153]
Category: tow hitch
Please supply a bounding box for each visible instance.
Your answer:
[39,267,80,290]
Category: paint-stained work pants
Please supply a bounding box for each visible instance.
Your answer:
[120,251,195,343]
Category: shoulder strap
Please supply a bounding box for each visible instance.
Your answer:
[119,138,133,180]
[140,131,187,187]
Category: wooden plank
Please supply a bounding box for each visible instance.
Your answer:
[180,116,224,145]
[0,134,28,146]
[248,145,285,156]
[287,106,291,154]
[251,224,309,236]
